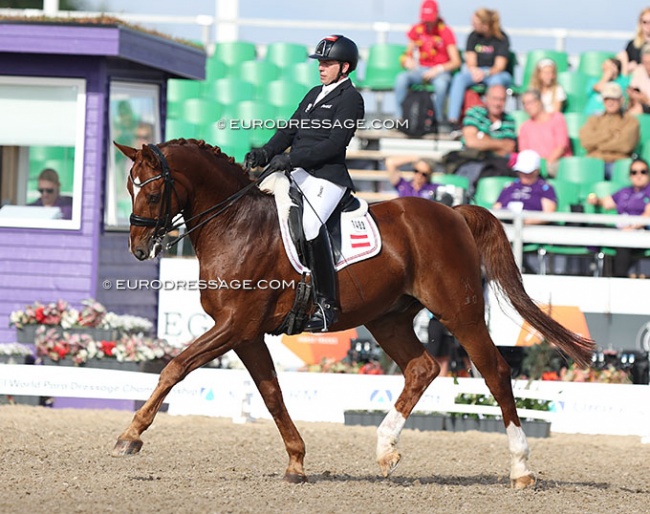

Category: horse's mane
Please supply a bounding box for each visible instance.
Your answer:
[159,138,275,226]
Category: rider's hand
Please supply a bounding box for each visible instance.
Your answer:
[266,154,293,173]
[244,148,269,170]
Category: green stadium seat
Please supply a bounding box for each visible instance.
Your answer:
[205,58,229,84]
[510,110,529,134]
[234,100,278,148]
[260,80,309,119]
[556,156,606,195]
[635,113,650,154]
[578,50,616,78]
[167,79,203,103]
[205,78,256,106]
[232,60,280,92]
[357,43,407,91]
[204,122,251,163]
[610,158,633,185]
[211,41,257,69]
[288,61,321,88]
[432,173,470,189]
[181,98,223,127]
[473,176,515,208]
[563,112,588,139]
[557,71,591,113]
[264,42,309,71]
[165,118,198,140]
[583,180,622,215]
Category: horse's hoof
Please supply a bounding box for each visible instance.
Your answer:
[511,473,536,490]
[283,472,308,484]
[112,439,143,457]
[377,451,401,477]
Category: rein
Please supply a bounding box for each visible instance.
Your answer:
[129,144,262,250]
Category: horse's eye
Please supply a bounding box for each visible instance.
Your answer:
[147,193,161,204]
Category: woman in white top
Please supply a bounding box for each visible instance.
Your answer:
[529,58,566,113]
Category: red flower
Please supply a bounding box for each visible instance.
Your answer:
[100,340,116,356]
[541,371,560,381]
[35,306,45,323]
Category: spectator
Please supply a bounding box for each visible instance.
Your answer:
[385,155,439,199]
[617,7,650,76]
[529,58,566,113]
[29,168,73,220]
[394,0,461,126]
[462,84,516,157]
[627,44,650,115]
[493,150,557,225]
[426,315,471,377]
[579,82,640,179]
[587,158,650,277]
[447,8,512,129]
[518,89,572,177]
[584,58,629,115]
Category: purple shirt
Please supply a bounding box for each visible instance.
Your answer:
[395,177,439,200]
[29,195,73,220]
[496,179,557,211]
[611,185,650,215]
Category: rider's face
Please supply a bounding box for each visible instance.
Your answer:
[318,60,347,84]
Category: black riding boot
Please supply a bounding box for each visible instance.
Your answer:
[304,227,340,332]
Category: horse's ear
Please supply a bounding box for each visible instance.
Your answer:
[114,141,138,161]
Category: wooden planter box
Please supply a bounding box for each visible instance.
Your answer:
[344,411,449,431]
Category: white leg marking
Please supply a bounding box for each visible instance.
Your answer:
[376,407,406,460]
[506,422,532,480]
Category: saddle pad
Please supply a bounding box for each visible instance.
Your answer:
[259,172,382,274]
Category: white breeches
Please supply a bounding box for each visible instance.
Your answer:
[290,168,346,241]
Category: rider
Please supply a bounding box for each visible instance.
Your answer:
[244,34,365,332]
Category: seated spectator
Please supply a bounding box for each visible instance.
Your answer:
[442,85,517,194]
[529,58,566,113]
[493,150,557,225]
[462,84,516,157]
[617,7,650,76]
[394,0,461,126]
[518,89,572,177]
[28,168,73,220]
[587,157,650,277]
[579,82,640,179]
[584,58,629,115]
[386,155,439,199]
[627,44,650,115]
[446,8,512,130]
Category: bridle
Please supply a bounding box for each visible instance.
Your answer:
[129,143,262,250]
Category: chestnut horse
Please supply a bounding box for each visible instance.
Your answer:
[113,139,594,489]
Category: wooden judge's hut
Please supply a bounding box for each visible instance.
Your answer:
[0,19,206,343]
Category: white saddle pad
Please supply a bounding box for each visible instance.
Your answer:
[259,172,382,274]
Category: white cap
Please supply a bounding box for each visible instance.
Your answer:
[513,150,541,174]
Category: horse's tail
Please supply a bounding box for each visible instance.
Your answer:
[455,204,596,368]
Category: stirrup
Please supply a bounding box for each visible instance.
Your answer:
[304,303,339,332]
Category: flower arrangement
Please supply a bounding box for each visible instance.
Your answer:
[10,299,152,334]
[299,356,385,374]
[34,326,187,365]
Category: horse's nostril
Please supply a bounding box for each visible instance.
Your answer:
[134,248,147,261]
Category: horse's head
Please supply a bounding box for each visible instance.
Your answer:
[114,142,185,261]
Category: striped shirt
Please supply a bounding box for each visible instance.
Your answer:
[461,106,516,146]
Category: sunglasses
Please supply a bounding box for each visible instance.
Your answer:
[38,188,55,194]
[414,170,432,178]
[630,169,649,176]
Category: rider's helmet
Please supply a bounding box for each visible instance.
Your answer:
[309,35,359,73]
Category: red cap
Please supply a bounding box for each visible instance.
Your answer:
[420,0,439,22]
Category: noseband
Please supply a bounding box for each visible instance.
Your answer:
[129,144,178,240]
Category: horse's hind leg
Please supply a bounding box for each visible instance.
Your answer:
[450,319,536,489]
[365,308,440,477]
[235,339,307,483]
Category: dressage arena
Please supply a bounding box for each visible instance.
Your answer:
[2,405,649,513]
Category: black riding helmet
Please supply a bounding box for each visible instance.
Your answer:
[310,35,359,83]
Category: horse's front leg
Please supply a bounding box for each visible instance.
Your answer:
[235,339,307,483]
[112,315,237,456]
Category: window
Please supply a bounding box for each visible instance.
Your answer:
[0,77,86,230]
[105,82,161,228]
